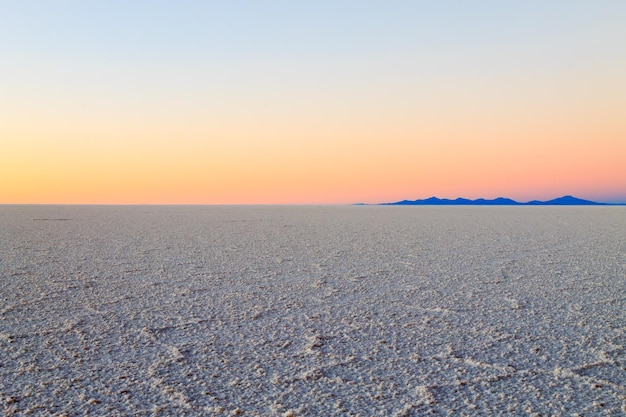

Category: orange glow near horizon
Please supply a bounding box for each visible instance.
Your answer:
[3,114,625,204]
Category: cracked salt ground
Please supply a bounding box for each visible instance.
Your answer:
[1,206,625,415]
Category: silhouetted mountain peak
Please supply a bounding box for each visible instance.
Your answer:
[545,195,599,205]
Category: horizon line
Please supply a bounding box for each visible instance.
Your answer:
[2,195,626,206]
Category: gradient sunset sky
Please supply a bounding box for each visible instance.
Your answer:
[2,1,625,204]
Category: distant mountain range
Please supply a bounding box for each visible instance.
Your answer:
[372,195,622,206]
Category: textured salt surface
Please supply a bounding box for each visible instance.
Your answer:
[1,206,624,416]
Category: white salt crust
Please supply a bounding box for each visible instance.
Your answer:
[0,205,624,415]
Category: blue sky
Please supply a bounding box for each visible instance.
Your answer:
[2,1,625,203]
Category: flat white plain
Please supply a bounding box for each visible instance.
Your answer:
[1,206,624,416]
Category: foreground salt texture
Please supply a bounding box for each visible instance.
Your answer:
[1,206,624,416]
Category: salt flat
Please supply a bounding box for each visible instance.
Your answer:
[1,205,624,416]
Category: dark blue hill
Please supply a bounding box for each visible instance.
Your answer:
[380,195,612,206]
[525,195,607,206]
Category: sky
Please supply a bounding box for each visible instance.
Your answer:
[1,1,625,204]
